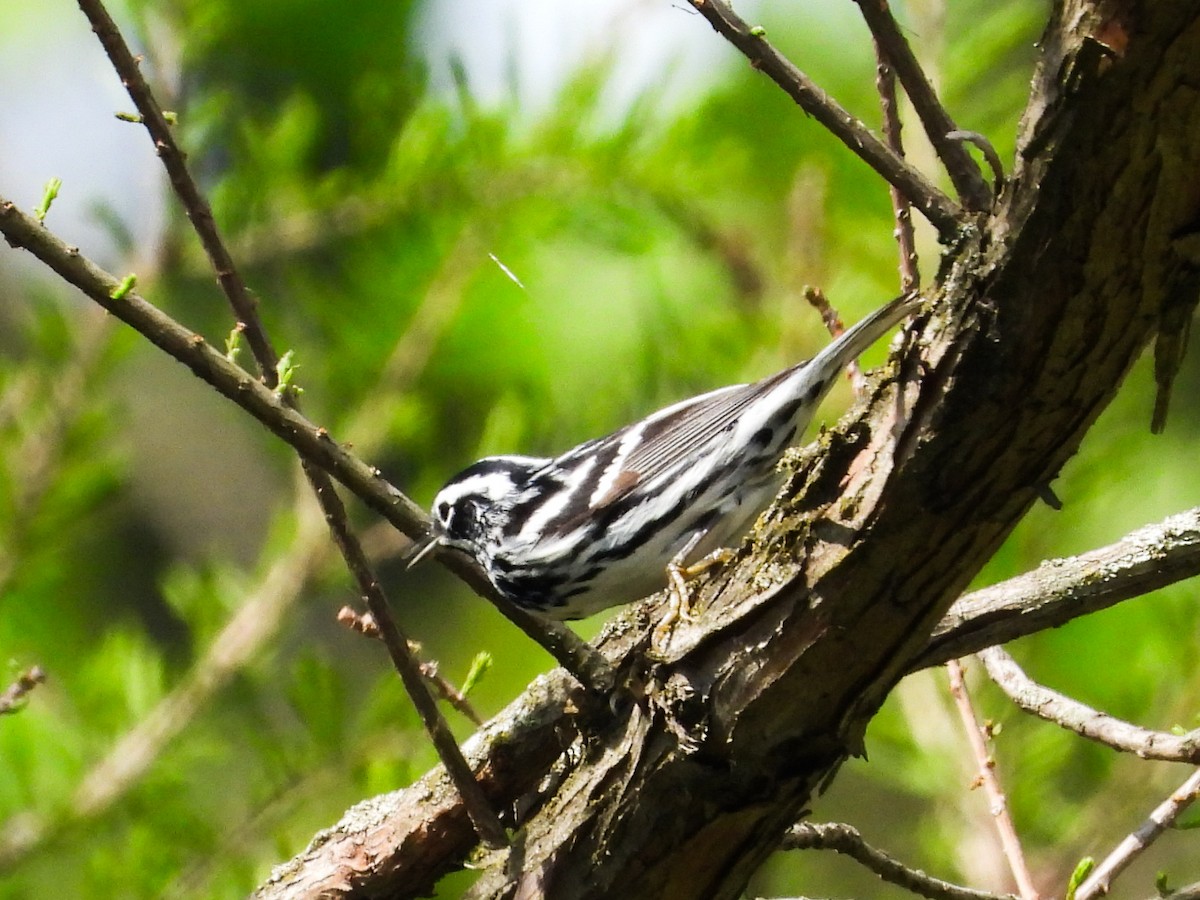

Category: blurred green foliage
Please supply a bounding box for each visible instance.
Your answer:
[1,0,1198,898]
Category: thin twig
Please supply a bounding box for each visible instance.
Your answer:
[686,0,962,237]
[311,464,506,846]
[874,47,920,292]
[854,0,991,211]
[783,822,1018,900]
[75,0,507,849]
[946,130,1005,196]
[336,608,484,727]
[1156,881,1200,900]
[0,667,46,716]
[1075,768,1200,900]
[414,656,484,728]
[946,660,1040,900]
[802,287,866,393]
[78,0,275,368]
[980,646,1200,762]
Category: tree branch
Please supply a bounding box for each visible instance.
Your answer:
[915,508,1200,671]
[874,47,920,293]
[249,494,1200,895]
[980,646,1200,763]
[685,0,963,237]
[77,0,276,368]
[783,822,1017,900]
[1157,882,1200,900]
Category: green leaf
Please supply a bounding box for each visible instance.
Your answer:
[1066,857,1095,900]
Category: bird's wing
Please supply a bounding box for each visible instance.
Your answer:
[586,370,795,505]
[511,366,798,541]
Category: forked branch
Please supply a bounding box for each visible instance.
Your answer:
[686,0,962,237]
[854,0,992,210]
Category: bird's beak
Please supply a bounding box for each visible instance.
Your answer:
[402,530,443,569]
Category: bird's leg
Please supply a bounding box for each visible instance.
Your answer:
[653,532,735,649]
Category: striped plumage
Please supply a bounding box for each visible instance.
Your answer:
[410,293,919,620]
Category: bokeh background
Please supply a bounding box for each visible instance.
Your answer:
[1,1,1199,897]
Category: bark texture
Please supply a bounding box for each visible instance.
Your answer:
[256,1,1200,896]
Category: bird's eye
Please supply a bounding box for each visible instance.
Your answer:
[436,500,452,523]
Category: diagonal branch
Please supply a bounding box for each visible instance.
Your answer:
[0,667,46,716]
[78,0,276,369]
[686,0,962,237]
[873,45,920,291]
[946,660,1039,900]
[1,195,416,533]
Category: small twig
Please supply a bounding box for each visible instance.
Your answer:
[0,667,46,716]
[854,0,991,211]
[946,130,1005,196]
[1156,881,1200,900]
[414,656,484,728]
[946,660,1040,900]
[802,287,866,392]
[337,605,380,637]
[783,821,1017,900]
[1075,768,1200,900]
[980,646,1200,762]
[874,48,920,293]
[802,286,844,339]
[337,608,484,727]
[686,0,962,237]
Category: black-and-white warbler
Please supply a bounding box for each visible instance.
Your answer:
[408,293,919,625]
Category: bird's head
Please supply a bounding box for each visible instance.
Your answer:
[404,455,546,568]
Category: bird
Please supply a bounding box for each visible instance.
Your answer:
[406,293,919,628]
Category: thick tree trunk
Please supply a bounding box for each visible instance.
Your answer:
[256,1,1200,896]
